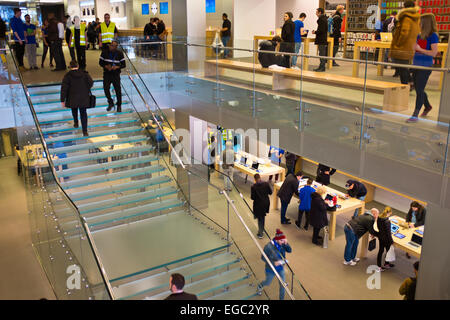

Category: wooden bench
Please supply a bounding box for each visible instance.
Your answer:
[204,59,410,112]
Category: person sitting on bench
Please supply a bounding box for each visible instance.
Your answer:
[258,36,284,68]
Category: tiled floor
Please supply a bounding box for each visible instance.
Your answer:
[0,157,55,300]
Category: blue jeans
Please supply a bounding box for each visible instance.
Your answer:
[353,195,366,217]
[221,36,230,57]
[344,225,359,262]
[260,267,286,300]
[292,42,302,67]
[412,69,432,118]
[280,200,289,223]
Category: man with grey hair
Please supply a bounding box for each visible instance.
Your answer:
[343,208,379,266]
[221,140,235,191]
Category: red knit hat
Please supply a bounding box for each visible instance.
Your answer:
[274,229,286,241]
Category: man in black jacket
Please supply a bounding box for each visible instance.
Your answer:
[331,5,344,67]
[251,174,273,238]
[99,40,125,112]
[277,171,304,224]
[280,12,295,68]
[343,209,378,265]
[258,36,283,68]
[316,163,336,186]
[345,179,367,217]
[312,7,328,72]
[164,273,198,300]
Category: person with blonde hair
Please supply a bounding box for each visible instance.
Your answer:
[309,186,328,245]
[374,206,394,271]
[406,13,439,123]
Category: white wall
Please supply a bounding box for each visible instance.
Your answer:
[276,0,320,35]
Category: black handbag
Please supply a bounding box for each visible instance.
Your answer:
[88,90,96,108]
[368,238,377,251]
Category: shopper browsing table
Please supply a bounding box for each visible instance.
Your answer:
[99,40,125,112]
[220,13,232,58]
[312,7,328,72]
[374,207,394,272]
[295,178,315,230]
[277,171,304,224]
[315,163,336,186]
[309,186,328,246]
[345,179,367,218]
[292,13,307,68]
[343,209,378,266]
[251,173,273,239]
[258,229,292,300]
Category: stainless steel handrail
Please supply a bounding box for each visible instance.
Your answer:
[125,70,304,300]
[6,46,115,300]
[125,39,450,72]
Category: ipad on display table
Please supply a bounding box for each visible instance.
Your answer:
[393,233,406,239]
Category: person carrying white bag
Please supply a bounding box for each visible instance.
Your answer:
[373,207,396,272]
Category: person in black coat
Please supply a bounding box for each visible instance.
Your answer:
[316,163,336,186]
[331,5,344,67]
[345,180,368,218]
[309,186,328,245]
[258,36,283,68]
[280,12,295,68]
[406,201,426,227]
[277,171,304,224]
[312,7,328,72]
[251,174,273,238]
[60,60,93,136]
[374,208,394,271]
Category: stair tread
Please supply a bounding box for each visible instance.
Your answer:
[46,126,143,144]
[114,252,239,300]
[53,145,154,166]
[69,175,171,201]
[36,101,129,114]
[144,269,249,300]
[86,198,184,227]
[91,212,229,283]
[48,136,148,154]
[78,186,178,214]
[207,284,259,300]
[60,165,165,189]
[42,117,138,134]
[38,109,133,124]
[32,94,119,106]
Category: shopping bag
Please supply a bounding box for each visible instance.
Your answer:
[368,238,377,251]
[385,246,396,262]
[211,31,224,54]
[320,226,329,249]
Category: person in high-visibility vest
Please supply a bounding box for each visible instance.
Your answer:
[99,13,118,52]
[68,16,87,69]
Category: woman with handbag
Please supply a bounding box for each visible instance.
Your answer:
[309,186,328,246]
[60,60,94,137]
[374,206,395,272]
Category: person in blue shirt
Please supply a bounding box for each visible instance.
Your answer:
[292,13,306,68]
[295,178,315,230]
[24,14,38,69]
[258,229,292,300]
[10,8,26,68]
[406,13,439,123]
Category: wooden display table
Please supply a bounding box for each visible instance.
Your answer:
[352,41,448,89]
[205,59,409,111]
[272,180,365,241]
[16,144,59,187]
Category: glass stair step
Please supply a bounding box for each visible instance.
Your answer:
[115,252,241,300]
[53,145,154,166]
[144,268,250,300]
[28,81,104,95]
[46,126,143,144]
[30,86,104,98]
[78,186,178,215]
[32,94,119,106]
[35,101,129,114]
[39,109,133,125]
[69,175,172,201]
[91,211,229,282]
[41,117,138,134]
[56,155,158,178]
[48,135,148,154]
[60,165,166,189]
[86,198,184,228]
[206,284,260,300]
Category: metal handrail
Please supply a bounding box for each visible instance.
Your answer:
[124,39,450,72]
[6,46,115,300]
[125,69,303,300]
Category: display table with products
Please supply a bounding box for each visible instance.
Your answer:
[352,41,448,89]
[359,215,422,259]
[272,179,365,240]
[205,59,409,111]
[253,35,334,69]
[16,144,59,187]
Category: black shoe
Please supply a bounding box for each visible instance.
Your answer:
[313,67,325,72]
[393,72,399,77]
[303,226,309,231]
[106,104,114,112]
[257,233,263,239]
[73,122,79,128]
[332,62,340,67]
[116,106,122,113]
[281,221,291,225]
[83,132,89,137]
[295,221,301,229]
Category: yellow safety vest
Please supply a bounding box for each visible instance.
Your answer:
[100,22,116,44]
[70,25,86,47]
